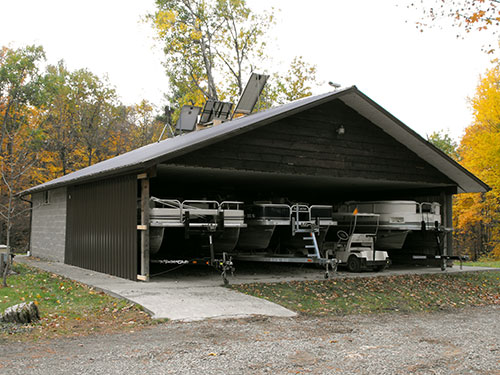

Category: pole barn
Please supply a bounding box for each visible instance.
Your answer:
[22,87,489,281]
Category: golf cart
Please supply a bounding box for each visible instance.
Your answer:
[330,213,390,272]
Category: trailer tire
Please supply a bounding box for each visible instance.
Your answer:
[347,255,361,273]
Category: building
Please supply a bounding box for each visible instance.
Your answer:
[21,87,489,280]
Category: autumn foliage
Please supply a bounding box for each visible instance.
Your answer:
[454,66,500,260]
[0,46,164,250]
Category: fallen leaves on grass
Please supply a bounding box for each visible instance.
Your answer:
[233,271,500,316]
[0,263,157,341]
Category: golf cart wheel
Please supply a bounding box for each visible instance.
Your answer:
[347,255,361,273]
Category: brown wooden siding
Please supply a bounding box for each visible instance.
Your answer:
[65,175,137,280]
[170,100,453,185]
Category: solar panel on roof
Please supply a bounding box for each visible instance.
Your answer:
[233,73,269,117]
[199,99,216,124]
[176,105,202,132]
[199,99,233,124]
[214,101,233,119]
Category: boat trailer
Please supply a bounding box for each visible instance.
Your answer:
[149,198,244,285]
[229,204,338,279]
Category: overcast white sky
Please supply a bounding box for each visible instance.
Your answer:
[1,0,495,141]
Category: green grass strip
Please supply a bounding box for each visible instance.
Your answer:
[233,271,500,315]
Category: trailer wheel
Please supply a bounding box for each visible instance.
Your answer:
[347,255,361,273]
[440,258,446,271]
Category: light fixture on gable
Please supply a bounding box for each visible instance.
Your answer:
[336,125,345,136]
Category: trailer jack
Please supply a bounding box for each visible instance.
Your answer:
[214,252,234,286]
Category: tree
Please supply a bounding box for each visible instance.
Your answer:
[454,66,500,260]
[0,45,47,287]
[410,0,500,51]
[271,56,319,106]
[427,129,460,160]
[41,63,161,176]
[150,0,272,102]
[41,61,82,177]
[128,100,164,148]
[68,69,119,166]
[149,0,318,116]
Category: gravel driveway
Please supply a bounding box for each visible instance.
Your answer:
[2,305,499,374]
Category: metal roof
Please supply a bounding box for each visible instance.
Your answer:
[21,86,490,195]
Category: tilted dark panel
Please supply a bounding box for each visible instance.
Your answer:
[65,175,137,280]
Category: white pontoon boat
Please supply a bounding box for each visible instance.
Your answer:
[149,198,246,255]
[236,203,291,250]
[337,201,442,249]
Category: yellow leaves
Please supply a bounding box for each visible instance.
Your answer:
[154,10,178,37]
[190,29,203,41]
[455,65,500,260]
[492,242,500,259]
[178,22,188,33]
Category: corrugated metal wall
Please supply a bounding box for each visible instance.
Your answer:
[65,175,137,280]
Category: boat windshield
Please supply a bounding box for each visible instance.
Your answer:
[352,214,379,236]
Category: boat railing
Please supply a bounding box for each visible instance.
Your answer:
[219,201,244,210]
[150,197,182,209]
[291,204,311,221]
[219,201,246,228]
[182,200,220,221]
[291,204,320,234]
[150,197,248,228]
[149,197,183,224]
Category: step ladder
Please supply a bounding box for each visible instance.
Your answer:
[303,232,321,259]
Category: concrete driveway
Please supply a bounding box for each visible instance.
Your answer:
[15,256,296,321]
[14,255,494,321]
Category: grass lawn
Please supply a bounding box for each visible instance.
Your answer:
[0,262,157,341]
[463,260,500,268]
[233,271,500,316]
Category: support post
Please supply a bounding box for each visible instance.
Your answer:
[444,193,453,257]
[140,176,150,281]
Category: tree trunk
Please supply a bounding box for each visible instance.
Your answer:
[2,193,12,288]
